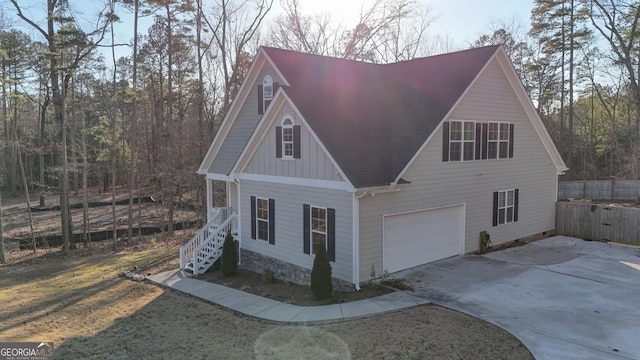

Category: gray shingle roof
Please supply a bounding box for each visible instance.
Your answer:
[263,45,500,188]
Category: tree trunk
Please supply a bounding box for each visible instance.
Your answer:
[128,0,139,242]
[16,138,37,252]
[110,0,118,250]
[0,189,5,263]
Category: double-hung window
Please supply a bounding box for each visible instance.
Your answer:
[303,204,335,261]
[493,189,519,226]
[449,120,475,161]
[276,117,301,159]
[282,118,294,158]
[488,122,510,159]
[250,196,275,244]
[311,206,327,254]
[256,198,269,241]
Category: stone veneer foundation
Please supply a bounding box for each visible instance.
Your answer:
[239,248,354,291]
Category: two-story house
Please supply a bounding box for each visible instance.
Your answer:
[180,45,567,290]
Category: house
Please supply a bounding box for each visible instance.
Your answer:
[180,45,567,290]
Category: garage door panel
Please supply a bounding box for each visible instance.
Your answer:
[383,205,463,273]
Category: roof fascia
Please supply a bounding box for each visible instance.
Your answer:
[393,47,500,184]
[232,90,356,192]
[197,48,271,174]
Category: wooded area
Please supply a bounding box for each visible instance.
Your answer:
[1,0,640,258]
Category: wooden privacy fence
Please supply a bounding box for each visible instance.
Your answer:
[556,202,640,246]
[558,180,640,201]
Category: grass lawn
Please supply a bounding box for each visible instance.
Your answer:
[0,235,533,360]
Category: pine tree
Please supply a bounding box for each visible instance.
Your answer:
[220,231,238,277]
[310,244,333,300]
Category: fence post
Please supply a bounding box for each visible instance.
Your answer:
[610,176,616,200]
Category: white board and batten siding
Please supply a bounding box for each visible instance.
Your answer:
[209,64,284,175]
[359,58,558,280]
[244,103,344,182]
[239,180,353,283]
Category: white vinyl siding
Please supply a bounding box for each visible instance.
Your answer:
[244,103,344,182]
[358,58,558,281]
[210,65,283,175]
[240,180,353,282]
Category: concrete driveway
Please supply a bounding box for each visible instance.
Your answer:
[393,236,640,360]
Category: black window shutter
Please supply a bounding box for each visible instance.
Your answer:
[442,122,450,161]
[327,208,336,262]
[509,124,515,158]
[303,204,310,254]
[258,85,264,114]
[492,192,499,227]
[293,125,301,159]
[482,123,488,159]
[273,82,279,96]
[268,199,275,244]
[275,126,282,158]
[514,189,519,222]
[250,196,256,239]
[475,123,482,160]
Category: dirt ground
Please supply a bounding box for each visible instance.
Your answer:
[1,187,198,246]
[195,267,395,306]
[0,234,533,360]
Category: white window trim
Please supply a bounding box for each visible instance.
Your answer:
[281,117,294,160]
[449,120,476,162]
[309,205,327,256]
[263,75,273,111]
[488,121,510,160]
[255,196,270,242]
[497,189,515,225]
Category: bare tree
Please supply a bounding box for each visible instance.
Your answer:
[10,0,111,251]
[589,0,640,141]
[270,0,432,63]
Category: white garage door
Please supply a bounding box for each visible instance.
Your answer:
[383,205,464,273]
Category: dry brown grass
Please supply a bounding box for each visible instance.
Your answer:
[0,234,533,360]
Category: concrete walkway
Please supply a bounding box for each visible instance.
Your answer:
[147,269,428,324]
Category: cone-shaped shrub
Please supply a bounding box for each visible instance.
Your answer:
[310,244,333,300]
[220,232,238,277]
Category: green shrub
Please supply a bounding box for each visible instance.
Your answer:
[220,232,238,277]
[310,245,333,300]
[262,270,276,284]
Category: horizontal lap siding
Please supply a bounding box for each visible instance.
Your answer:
[210,65,283,174]
[359,59,558,281]
[245,103,343,181]
[240,180,353,282]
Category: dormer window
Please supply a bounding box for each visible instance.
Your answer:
[263,75,273,109]
[258,75,279,115]
[276,116,301,159]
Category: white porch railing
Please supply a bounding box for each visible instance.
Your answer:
[180,207,236,274]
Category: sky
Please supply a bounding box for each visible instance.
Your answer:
[6,0,535,58]
[281,0,534,46]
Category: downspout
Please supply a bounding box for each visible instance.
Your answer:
[235,178,241,264]
[353,191,370,291]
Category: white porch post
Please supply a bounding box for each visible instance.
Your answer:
[206,179,214,222]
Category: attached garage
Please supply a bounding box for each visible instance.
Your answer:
[383,204,464,273]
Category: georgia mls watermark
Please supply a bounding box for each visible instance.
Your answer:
[0,342,54,360]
